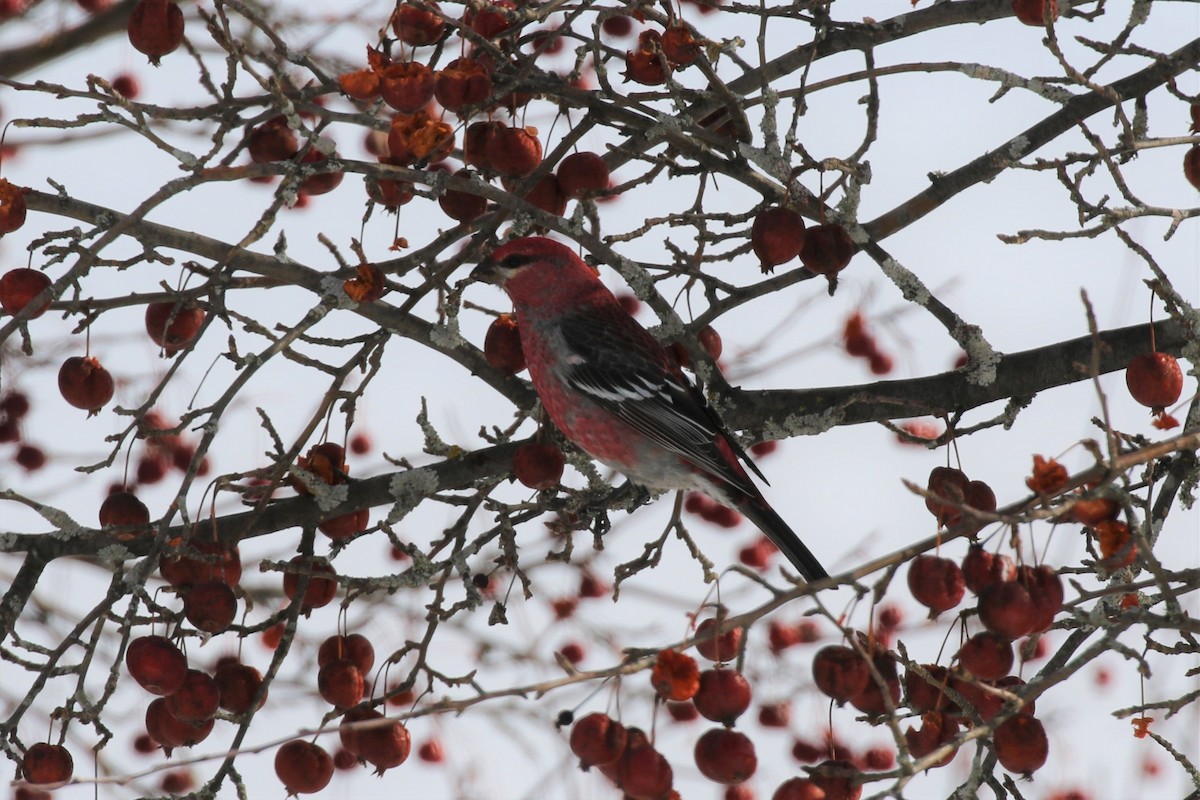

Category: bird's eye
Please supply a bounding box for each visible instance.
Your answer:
[501,254,528,269]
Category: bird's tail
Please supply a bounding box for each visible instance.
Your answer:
[735,494,828,582]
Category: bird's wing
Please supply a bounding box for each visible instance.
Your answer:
[555,304,765,492]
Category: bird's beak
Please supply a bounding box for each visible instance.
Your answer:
[470,255,501,285]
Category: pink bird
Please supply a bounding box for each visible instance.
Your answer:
[473,237,827,581]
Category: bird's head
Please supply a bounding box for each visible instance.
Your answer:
[472,237,602,307]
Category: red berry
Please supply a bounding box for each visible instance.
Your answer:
[379,62,435,113]
[1012,0,1058,26]
[1185,144,1200,191]
[977,580,1037,639]
[145,697,213,756]
[15,444,46,471]
[848,647,901,717]
[418,738,444,763]
[569,713,627,768]
[22,743,73,785]
[694,728,757,784]
[661,25,702,67]
[961,545,1016,595]
[0,268,49,316]
[751,206,805,271]
[214,661,266,714]
[282,556,338,614]
[615,740,673,799]
[438,169,488,222]
[0,179,28,235]
[925,467,969,527]
[693,668,752,725]
[127,0,184,64]
[809,758,863,800]
[392,1,444,46]
[111,73,140,98]
[907,554,965,614]
[317,634,375,674]
[904,664,955,714]
[100,491,151,531]
[126,635,187,695]
[318,659,365,708]
[486,126,542,178]
[993,715,1048,774]
[164,669,220,722]
[184,579,238,634]
[556,151,610,198]
[433,58,492,113]
[1125,352,1183,412]
[812,645,870,703]
[799,223,855,280]
[904,710,959,766]
[275,740,334,795]
[145,301,205,353]
[694,617,741,662]
[57,356,114,413]
[956,631,1014,681]
[248,116,298,163]
[512,443,564,489]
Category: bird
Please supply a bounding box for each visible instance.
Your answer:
[471,236,828,582]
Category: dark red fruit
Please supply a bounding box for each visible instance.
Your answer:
[0,268,49,317]
[772,777,826,800]
[214,661,266,714]
[993,715,1048,774]
[1021,564,1064,632]
[848,647,900,717]
[1125,352,1183,412]
[512,443,564,489]
[615,740,673,799]
[126,635,187,695]
[248,116,298,163]
[1186,144,1200,191]
[925,467,969,527]
[557,151,610,198]
[0,179,28,235]
[905,664,955,714]
[961,545,1016,595]
[22,743,73,785]
[58,356,115,413]
[693,668,752,725]
[438,169,488,222]
[1012,0,1058,26]
[433,58,492,112]
[127,0,184,64]
[318,659,365,708]
[282,556,338,614]
[694,617,741,662]
[569,713,627,768]
[164,669,220,722]
[145,302,205,353]
[159,537,241,588]
[799,223,855,282]
[907,555,965,614]
[486,126,542,178]
[145,697,214,756]
[392,1,444,46]
[812,645,870,703]
[184,579,238,634]
[809,758,863,800]
[275,740,334,795]
[99,491,150,531]
[379,62,435,113]
[904,711,959,766]
[751,206,805,271]
[317,634,375,675]
[297,147,344,197]
[484,314,525,373]
[354,715,411,774]
[694,728,756,784]
[977,580,1037,639]
[956,631,1014,681]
